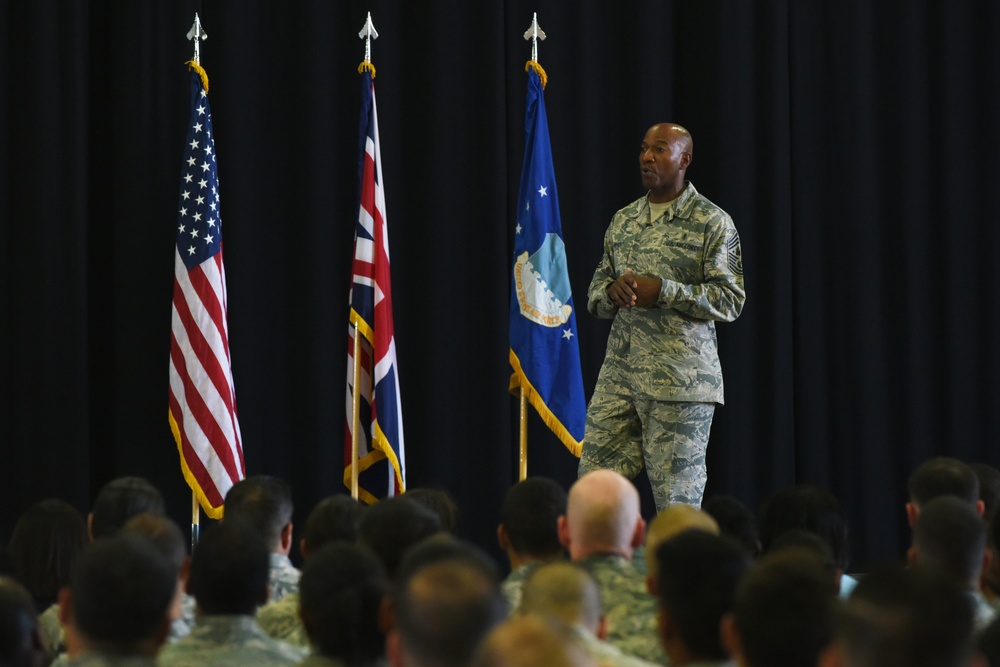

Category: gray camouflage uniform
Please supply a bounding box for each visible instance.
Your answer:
[258,591,308,647]
[570,624,662,667]
[156,615,306,667]
[268,553,301,603]
[581,183,745,510]
[501,562,540,616]
[67,653,157,667]
[580,553,667,665]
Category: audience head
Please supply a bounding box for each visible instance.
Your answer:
[187,520,269,616]
[389,539,506,667]
[758,484,851,572]
[0,577,44,667]
[702,494,761,558]
[657,530,750,664]
[825,564,974,667]
[644,504,719,586]
[122,514,189,622]
[299,543,388,665]
[907,457,982,525]
[405,488,460,534]
[910,495,987,590]
[769,530,840,593]
[223,475,294,554]
[7,499,87,608]
[498,477,566,563]
[64,533,176,655]
[470,615,595,667]
[559,470,644,561]
[518,562,603,633]
[972,463,1000,524]
[301,495,366,559]
[358,496,444,580]
[723,549,836,667]
[89,477,165,541]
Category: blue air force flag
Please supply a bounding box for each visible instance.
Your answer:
[509,66,586,457]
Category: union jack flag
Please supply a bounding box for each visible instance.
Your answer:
[168,66,245,519]
[344,69,405,503]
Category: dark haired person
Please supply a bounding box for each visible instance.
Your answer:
[60,534,177,666]
[8,499,87,664]
[656,530,750,667]
[157,522,304,667]
[906,457,983,526]
[0,576,45,667]
[258,495,367,646]
[295,544,388,667]
[496,477,567,613]
[89,477,165,541]
[223,475,299,603]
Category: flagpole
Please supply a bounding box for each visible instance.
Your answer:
[519,388,528,480]
[351,325,362,499]
[349,13,379,501]
[515,13,548,482]
[186,12,209,548]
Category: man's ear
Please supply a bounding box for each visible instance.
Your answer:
[558,515,571,550]
[279,522,294,554]
[596,615,609,641]
[977,500,986,518]
[299,537,310,561]
[720,613,742,662]
[497,524,510,551]
[87,513,95,543]
[58,587,73,627]
[386,630,405,667]
[906,502,919,528]
[631,517,646,550]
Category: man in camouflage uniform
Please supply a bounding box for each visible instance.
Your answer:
[581,122,745,511]
[157,522,304,667]
[559,470,667,665]
[496,477,567,614]
[224,475,301,603]
[61,534,177,667]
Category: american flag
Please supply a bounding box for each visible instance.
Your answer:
[344,70,405,503]
[168,68,244,519]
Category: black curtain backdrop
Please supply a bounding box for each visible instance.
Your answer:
[3,0,1000,573]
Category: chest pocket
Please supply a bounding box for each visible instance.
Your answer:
[629,225,704,284]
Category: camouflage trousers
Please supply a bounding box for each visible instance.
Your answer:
[579,391,715,511]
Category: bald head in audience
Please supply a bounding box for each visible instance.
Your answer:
[558,470,645,561]
[519,562,604,636]
[471,615,596,667]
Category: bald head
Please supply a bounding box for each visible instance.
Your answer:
[471,615,596,667]
[561,471,643,560]
[650,123,693,154]
[519,562,603,632]
[645,506,720,581]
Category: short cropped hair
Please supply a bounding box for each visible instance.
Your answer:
[299,543,388,663]
[302,495,366,552]
[913,495,986,586]
[188,521,269,615]
[733,550,835,667]
[702,495,760,558]
[395,543,506,667]
[71,534,176,648]
[908,457,979,507]
[971,463,1000,523]
[500,478,566,559]
[758,484,850,571]
[357,497,443,579]
[122,513,187,573]
[223,475,294,550]
[90,477,165,541]
[657,530,749,660]
[838,564,974,667]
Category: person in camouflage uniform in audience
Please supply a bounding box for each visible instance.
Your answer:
[157,522,304,667]
[258,496,366,646]
[224,476,301,603]
[580,123,745,511]
[559,470,667,665]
